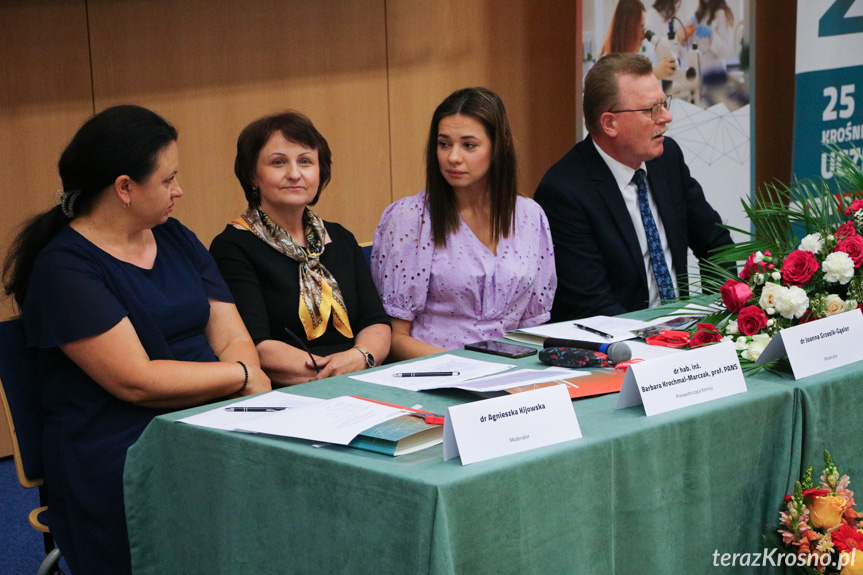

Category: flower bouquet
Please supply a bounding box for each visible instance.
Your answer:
[670,147,863,369]
[778,451,863,574]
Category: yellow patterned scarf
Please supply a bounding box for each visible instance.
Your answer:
[232,207,353,341]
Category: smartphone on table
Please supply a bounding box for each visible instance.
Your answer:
[464,340,538,358]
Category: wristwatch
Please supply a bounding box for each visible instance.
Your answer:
[353,345,376,368]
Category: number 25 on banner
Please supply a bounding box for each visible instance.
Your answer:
[823,85,855,121]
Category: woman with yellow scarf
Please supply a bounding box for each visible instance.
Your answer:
[211,111,390,385]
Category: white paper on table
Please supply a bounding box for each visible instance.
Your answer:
[177,391,322,431]
[451,368,585,392]
[234,396,410,445]
[627,340,687,362]
[507,315,643,344]
[348,353,514,391]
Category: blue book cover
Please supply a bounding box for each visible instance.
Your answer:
[348,415,442,456]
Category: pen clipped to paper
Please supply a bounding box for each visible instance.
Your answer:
[393,371,460,378]
[224,407,287,412]
[573,323,614,339]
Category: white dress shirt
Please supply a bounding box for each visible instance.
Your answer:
[593,140,678,308]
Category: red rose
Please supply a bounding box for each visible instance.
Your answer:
[845,198,863,216]
[719,279,753,312]
[739,250,772,281]
[781,250,819,286]
[736,305,768,336]
[836,234,863,267]
[690,323,722,348]
[836,221,858,239]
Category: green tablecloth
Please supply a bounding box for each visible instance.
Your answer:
[123,348,810,575]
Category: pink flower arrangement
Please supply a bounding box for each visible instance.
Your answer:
[778,451,862,574]
[680,198,863,364]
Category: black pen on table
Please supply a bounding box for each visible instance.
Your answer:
[393,371,460,378]
[284,327,320,373]
[224,406,287,412]
[573,323,614,339]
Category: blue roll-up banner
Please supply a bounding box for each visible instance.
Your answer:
[793,1,863,182]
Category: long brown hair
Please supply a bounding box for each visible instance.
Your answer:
[601,0,646,56]
[695,0,734,27]
[424,87,517,247]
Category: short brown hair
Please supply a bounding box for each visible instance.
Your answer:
[425,87,517,246]
[583,53,654,135]
[234,111,332,207]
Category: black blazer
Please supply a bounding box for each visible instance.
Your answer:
[534,135,733,321]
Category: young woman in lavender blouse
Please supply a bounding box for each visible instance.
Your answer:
[371,87,557,361]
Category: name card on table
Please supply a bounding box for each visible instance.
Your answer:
[755,310,863,380]
[443,385,581,465]
[616,342,746,416]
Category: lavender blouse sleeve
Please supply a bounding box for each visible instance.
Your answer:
[517,200,557,328]
[371,193,434,322]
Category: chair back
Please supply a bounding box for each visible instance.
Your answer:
[0,317,44,488]
[360,241,373,268]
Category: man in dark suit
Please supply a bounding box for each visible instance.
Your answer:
[535,53,732,320]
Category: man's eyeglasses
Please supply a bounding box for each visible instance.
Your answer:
[608,95,672,121]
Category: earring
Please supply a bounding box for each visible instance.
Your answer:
[123,202,130,208]
[251,188,260,200]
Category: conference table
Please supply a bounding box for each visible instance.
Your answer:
[123,329,863,574]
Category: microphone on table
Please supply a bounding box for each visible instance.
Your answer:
[542,337,632,364]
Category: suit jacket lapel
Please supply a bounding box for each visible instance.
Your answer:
[583,136,646,286]
[645,158,685,272]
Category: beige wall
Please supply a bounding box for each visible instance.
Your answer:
[0,0,578,321]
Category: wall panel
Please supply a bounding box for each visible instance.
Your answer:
[386,0,578,201]
[0,0,92,458]
[87,0,391,245]
[0,0,93,320]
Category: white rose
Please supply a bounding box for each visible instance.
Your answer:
[720,336,734,345]
[725,320,739,335]
[822,252,855,284]
[759,282,784,311]
[742,334,772,361]
[754,251,765,264]
[775,285,810,319]
[824,294,847,317]
[734,336,750,351]
[847,299,859,311]
[771,271,782,281]
[799,233,824,253]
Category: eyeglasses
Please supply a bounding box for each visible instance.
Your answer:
[608,95,672,121]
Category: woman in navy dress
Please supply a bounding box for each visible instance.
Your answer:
[2,105,271,574]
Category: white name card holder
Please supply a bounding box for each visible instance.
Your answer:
[616,341,747,416]
[442,385,582,465]
[755,310,863,380]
